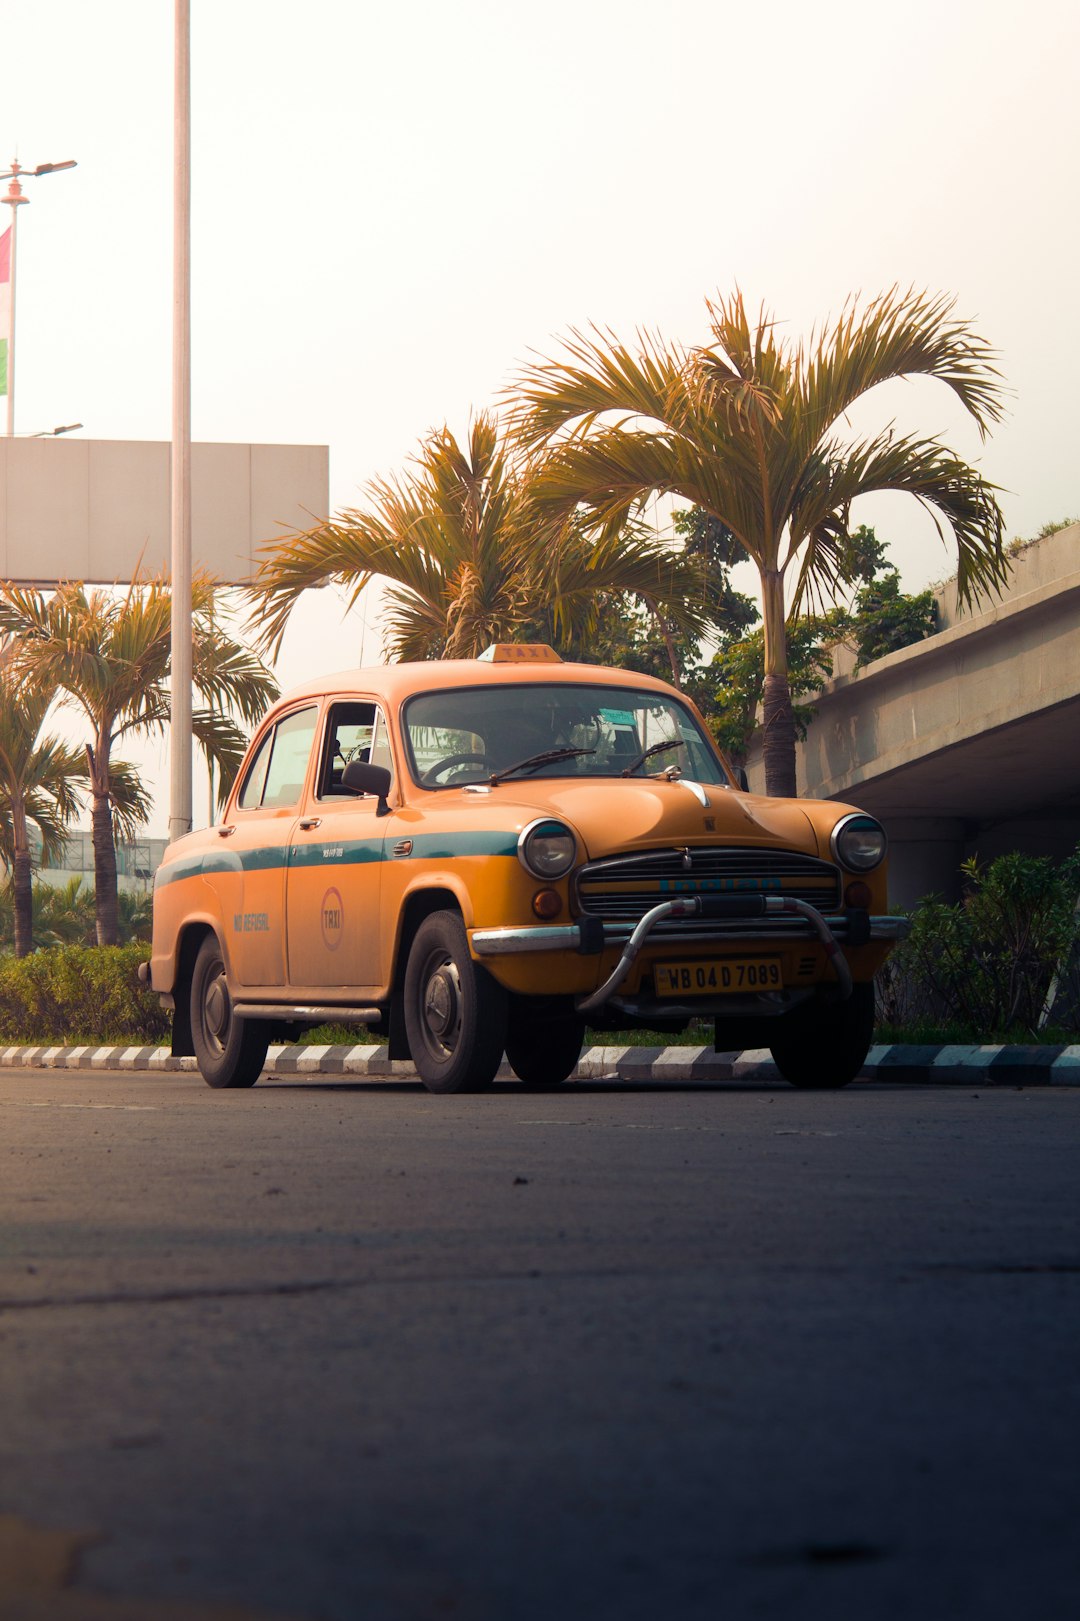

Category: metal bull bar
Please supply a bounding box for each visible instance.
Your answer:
[574,893,853,1016]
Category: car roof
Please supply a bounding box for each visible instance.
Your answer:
[269,657,685,716]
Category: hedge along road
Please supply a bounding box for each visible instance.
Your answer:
[1,1069,1079,1621]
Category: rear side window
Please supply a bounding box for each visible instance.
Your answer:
[238,707,319,810]
[237,730,274,810]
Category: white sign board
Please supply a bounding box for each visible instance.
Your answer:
[0,437,329,585]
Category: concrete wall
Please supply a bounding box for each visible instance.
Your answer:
[0,437,329,584]
[746,524,1080,905]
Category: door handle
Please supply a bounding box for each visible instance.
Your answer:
[299,817,322,830]
[217,825,236,838]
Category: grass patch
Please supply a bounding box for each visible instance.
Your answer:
[588,1023,714,1047]
[298,1023,381,1046]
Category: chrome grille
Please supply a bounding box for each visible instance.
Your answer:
[574,847,841,923]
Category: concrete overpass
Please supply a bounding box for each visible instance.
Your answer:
[746,524,1080,908]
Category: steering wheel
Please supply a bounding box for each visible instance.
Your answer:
[421,752,494,787]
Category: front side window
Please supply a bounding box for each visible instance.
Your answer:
[317,702,395,800]
[238,707,319,810]
[403,684,732,788]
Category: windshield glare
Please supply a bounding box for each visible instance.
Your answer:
[403,684,732,788]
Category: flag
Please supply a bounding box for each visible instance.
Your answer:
[0,225,9,396]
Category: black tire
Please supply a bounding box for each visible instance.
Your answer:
[190,935,269,1090]
[506,1007,585,1088]
[768,981,875,1090]
[403,911,508,1093]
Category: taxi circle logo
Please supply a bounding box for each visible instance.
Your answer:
[321,886,345,950]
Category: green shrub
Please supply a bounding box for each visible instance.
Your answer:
[0,944,168,1045]
[877,848,1080,1041]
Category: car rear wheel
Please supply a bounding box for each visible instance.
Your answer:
[506,1005,585,1088]
[403,911,507,1093]
[190,935,269,1089]
[768,981,875,1090]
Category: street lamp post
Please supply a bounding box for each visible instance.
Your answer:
[170,0,193,842]
[1,158,77,436]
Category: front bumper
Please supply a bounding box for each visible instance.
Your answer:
[472,897,909,1016]
[471,913,910,955]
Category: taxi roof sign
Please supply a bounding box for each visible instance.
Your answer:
[477,644,563,663]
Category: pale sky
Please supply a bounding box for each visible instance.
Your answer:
[4,0,1079,835]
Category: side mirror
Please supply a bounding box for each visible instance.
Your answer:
[341,760,393,817]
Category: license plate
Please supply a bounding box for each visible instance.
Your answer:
[654,957,783,995]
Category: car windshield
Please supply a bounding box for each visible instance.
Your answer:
[403,683,733,788]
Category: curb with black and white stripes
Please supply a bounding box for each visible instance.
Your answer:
[1,1041,1079,1085]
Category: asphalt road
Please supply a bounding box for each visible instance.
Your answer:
[2,1069,1079,1621]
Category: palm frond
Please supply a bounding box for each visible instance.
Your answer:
[192,622,278,726]
[191,710,255,804]
[511,324,688,449]
[0,667,88,870]
[787,430,1007,615]
[105,760,154,842]
[250,413,544,663]
[799,286,1007,444]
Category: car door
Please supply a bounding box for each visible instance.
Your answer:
[285,700,393,994]
[213,704,320,988]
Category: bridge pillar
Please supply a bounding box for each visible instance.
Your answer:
[885,818,967,909]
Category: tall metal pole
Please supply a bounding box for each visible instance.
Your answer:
[1,158,77,437]
[4,165,27,436]
[170,0,193,841]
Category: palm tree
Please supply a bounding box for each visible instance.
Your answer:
[0,573,278,947]
[251,413,708,667]
[22,876,96,948]
[0,674,88,956]
[0,665,156,955]
[511,287,1009,795]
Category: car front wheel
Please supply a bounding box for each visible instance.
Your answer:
[768,981,875,1090]
[403,911,508,1093]
[505,1003,585,1088]
[190,935,269,1089]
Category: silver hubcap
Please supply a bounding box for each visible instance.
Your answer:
[422,957,462,1054]
[204,972,229,1046]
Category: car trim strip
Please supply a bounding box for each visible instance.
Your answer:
[154,830,520,886]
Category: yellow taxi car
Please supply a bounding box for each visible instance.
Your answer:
[148,645,907,1093]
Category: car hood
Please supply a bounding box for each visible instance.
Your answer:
[496,778,821,860]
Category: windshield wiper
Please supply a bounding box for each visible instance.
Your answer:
[621,739,685,776]
[490,746,596,784]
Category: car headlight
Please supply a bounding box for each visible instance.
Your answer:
[518,819,577,880]
[830,813,887,873]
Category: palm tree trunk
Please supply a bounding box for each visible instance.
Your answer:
[87,740,120,947]
[11,798,33,957]
[760,568,798,798]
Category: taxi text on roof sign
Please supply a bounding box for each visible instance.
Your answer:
[476,644,563,663]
